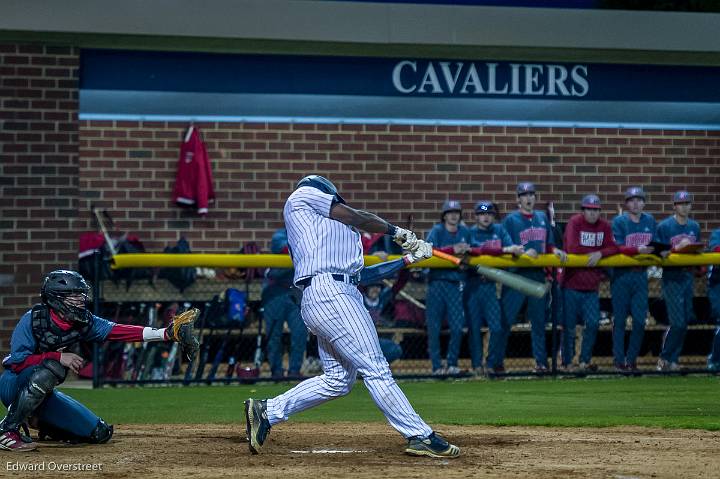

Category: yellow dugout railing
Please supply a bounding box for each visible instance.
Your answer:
[111,252,720,270]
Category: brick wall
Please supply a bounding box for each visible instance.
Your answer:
[0,44,80,351]
[2,43,720,353]
[77,121,720,256]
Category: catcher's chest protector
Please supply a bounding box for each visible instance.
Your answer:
[31,304,91,353]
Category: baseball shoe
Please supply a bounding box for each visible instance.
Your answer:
[431,368,446,376]
[445,366,461,375]
[534,364,549,374]
[244,399,271,454]
[487,366,506,376]
[656,359,681,372]
[614,362,628,373]
[406,432,460,458]
[0,430,37,452]
[579,362,598,372]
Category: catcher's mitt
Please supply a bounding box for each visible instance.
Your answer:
[167,308,200,362]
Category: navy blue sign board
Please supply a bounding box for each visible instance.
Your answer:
[79,49,720,129]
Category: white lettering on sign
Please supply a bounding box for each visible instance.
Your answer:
[392,61,589,97]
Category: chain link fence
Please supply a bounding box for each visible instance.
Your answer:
[86,253,719,387]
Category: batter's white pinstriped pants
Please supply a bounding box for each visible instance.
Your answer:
[266,274,433,439]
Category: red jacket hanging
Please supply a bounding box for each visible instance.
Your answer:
[172,126,215,215]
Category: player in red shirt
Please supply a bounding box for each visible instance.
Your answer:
[560,195,618,372]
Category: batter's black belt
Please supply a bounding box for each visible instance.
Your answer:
[296,273,360,289]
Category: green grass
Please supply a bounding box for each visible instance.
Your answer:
[22,376,720,430]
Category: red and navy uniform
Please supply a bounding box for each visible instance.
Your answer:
[1,309,156,440]
[501,210,556,368]
[561,214,618,366]
[656,215,701,365]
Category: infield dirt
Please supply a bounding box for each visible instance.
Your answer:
[3,423,718,478]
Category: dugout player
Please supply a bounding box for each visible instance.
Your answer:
[611,186,657,372]
[656,191,701,371]
[262,227,307,379]
[706,228,720,371]
[425,200,471,375]
[245,175,460,459]
[501,182,567,372]
[466,201,523,375]
[0,270,198,451]
[560,195,618,372]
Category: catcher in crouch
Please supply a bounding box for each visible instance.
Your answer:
[0,270,199,452]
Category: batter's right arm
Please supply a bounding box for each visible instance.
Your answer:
[330,203,417,249]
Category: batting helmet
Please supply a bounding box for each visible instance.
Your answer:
[441,200,462,220]
[581,194,601,209]
[296,175,346,204]
[41,270,92,324]
[624,186,646,201]
[516,182,536,195]
[673,190,692,203]
[474,201,497,215]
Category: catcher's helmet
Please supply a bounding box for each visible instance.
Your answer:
[296,175,346,204]
[41,270,92,324]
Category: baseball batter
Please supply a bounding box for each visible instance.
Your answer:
[0,270,198,451]
[245,175,460,458]
[466,201,523,374]
[656,191,701,371]
[706,228,720,371]
[501,182,567,372]
[611,186,656,372]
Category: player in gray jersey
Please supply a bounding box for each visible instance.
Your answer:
[245,175,460,459]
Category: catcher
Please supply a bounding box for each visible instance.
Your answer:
[0,270,199,452]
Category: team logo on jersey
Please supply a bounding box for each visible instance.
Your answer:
[581,231,604,247]
[670,234,697,247]
[184,151,194,164]
[626,232,652,247]
[519,227,546,245]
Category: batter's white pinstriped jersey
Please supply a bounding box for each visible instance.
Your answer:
[284,186,364,283]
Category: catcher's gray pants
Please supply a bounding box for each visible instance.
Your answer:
[266,274,433,439]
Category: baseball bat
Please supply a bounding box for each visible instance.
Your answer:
[431,249,548,299]
[381,279,426,310]
[92,207,118,257]
[431,249,462,265]
[475,264,549,299]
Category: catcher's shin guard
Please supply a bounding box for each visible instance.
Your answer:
[0,360,65,434]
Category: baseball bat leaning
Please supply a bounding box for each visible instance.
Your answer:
[381,279,426,310]
[431,249,549,299]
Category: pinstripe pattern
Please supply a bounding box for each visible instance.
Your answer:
[267,187,432,439]
[285,187,364,283]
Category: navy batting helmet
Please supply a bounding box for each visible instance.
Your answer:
[296,175,346,204]
[441,199,462,220]
[41,270,92,324]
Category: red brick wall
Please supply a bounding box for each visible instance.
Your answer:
[0,44,80,351]
[77,121,720,256]
[2,42,720,353]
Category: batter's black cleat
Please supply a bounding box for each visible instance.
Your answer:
[244,399,271,454]
[405,432,460,458]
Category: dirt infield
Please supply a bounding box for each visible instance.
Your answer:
[4,423,719,479]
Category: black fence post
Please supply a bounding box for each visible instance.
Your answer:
[92,251,102,389]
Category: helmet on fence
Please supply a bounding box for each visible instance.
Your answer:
[296,175,346,204]
[41,270,92,324]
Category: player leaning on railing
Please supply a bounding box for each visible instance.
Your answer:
[0,270,199,452]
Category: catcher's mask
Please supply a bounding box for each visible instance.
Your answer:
[295,175,346,204]
[41,270,92,324]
